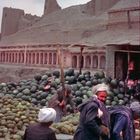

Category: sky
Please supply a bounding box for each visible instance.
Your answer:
[0,0,91,31]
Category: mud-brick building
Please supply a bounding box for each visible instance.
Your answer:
[0,0,139,80]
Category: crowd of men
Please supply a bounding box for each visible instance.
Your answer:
[23,83,140,140]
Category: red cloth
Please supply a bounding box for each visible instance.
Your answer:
[128,61,134,70]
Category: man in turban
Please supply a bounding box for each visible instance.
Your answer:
[109,101,140,140]
[23,107,57,140]
[73,83,110,140]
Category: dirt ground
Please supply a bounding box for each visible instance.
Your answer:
[0,64,99,83]
[0,64,50,83]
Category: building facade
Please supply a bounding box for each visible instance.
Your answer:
[0,0,139,80]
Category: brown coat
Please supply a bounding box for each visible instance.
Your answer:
[48,88,74,122]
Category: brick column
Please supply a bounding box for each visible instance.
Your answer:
[0,52,1,62]
[97,55,100,69]
[42,52,45,65]
[28,52,31,64]
[19,52,21,63]
[16,52,19,63]
[30,52,33,65]
[7,52,10,63]
[24,46,27,65]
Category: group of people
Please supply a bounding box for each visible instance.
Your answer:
[23,83,140,140]
[74,83,140,140]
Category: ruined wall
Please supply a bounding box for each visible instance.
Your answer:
[1,7,24,37]
[44,0,61,15]
[18,14,40,30]
[95,0,120,15]
[82,0,96,15]
[108,10,140,26]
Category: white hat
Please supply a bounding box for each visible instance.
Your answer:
[38,108,56,123]
[92,83,109,95]
[130,101,140,115]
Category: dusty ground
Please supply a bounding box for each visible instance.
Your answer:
[0,64,51,83]
[0,64,99,83]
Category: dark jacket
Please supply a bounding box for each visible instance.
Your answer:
[73,97,110,140]
[23,123,57,140]
[109,106,135,140]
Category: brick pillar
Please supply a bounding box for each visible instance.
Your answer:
[29,52,31,64]
[16,52,19,63]
[25,52,28,64]
[0,52,1,62]
[13,52,15,63]
[91,55,93,69]
[35,52,37,64]
[5,52,7,63]
[7,52,10,63]
[38,52,40,64]
[24,46,27,65]
[21,52,23,63]
[51,52,53,65]
[30,52,33,65]
[97,55,100,69]
[19,52,21,63]
[42,52,45,65]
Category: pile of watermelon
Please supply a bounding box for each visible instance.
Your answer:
[0,68,134,109]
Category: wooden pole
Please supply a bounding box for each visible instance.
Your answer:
[57,47,65,90]
[125,52,130,94]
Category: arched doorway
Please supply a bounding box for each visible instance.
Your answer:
[85,55,91,68]
[72,55,77,68]
[100,55,106,69]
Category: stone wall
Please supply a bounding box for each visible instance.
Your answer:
[1,7,24,37]
[108,9,140,25]
[106,47,115,78]
[95,0,120,15]
[18,14,40,30]
[43,0,61,15]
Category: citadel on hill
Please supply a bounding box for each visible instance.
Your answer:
[0,0,140,80]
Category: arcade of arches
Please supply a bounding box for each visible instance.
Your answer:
[72,54,105,69]
[0,46,106,70]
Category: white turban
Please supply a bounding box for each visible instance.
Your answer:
[130,101,140,115]
[92,83,109,95]
[38,108,56,123]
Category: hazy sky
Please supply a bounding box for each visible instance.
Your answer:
[0,0,91,31]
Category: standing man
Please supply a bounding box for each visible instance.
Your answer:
[109,101,140,140]
[73,83,110,140]
[48,84,74,122]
